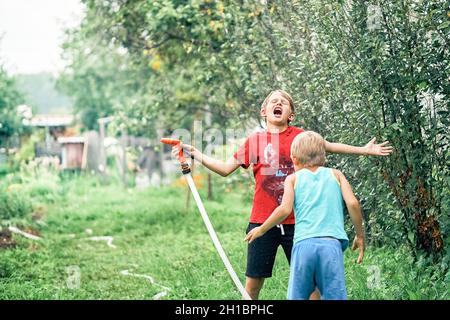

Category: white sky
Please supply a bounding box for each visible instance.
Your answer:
[0,0,84,75]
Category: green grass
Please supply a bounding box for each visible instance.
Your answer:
[0,174,448,300]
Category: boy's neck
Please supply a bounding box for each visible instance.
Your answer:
[266,122,289,134]
[294,164,321,172]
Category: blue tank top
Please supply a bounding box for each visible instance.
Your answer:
[293,167,349,250]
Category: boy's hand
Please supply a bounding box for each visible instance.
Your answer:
[244,227,263,244]
[171,143,197,160]
[351,235,365,264]
[364,138,393,156]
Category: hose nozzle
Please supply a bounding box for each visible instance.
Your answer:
[160,138,191,174]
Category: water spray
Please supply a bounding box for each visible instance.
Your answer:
[160,138,251,300]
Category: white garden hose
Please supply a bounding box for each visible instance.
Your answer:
[185,173,252,300]
[160,138,251,300]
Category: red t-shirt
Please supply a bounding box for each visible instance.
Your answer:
[233,126,304,224]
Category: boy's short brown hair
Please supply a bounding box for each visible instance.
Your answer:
[291,131,326,166]
[261,89,295,113]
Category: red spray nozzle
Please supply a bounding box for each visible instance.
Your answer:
[160,138,189,173]
[160,138,181,146]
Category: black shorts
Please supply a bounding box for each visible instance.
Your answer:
[245,223,295,278]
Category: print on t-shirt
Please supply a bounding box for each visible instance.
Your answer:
[261,153,294,204]
[233,126,304,224]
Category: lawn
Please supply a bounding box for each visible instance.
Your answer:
[0,173,448,300]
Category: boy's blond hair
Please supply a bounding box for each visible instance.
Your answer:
[291,131,326,166]
[261,90,295,113]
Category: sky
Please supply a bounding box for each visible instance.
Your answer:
[0,0,84,75]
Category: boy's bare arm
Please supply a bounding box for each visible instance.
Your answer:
[244,174,296,243]
[333,169,365,264]
[173,143,240,177]
[325,137,393,156]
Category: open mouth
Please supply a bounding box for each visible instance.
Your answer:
[273,107,283,117]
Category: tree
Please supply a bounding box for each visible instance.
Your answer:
[252,0,448,258]
[0,64,25,147]
[61,0,448,258]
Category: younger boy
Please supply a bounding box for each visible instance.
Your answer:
[245,131,365,299]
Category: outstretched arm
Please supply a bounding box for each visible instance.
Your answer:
[325,137,393,156]
[244,174,296,243]
[333,169,365,264]
[173,143,240,177]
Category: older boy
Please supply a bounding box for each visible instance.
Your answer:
[245,131,365,300]
[174,90,390,299]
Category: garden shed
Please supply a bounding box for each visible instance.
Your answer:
[57,136,85,170]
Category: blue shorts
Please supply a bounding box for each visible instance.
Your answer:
[287,237,347,300]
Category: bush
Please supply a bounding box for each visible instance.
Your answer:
[12,131,44,165]
[14,165,65,203]
[22,180,62,203]
[0,163,9,177]
[0,192,32,220]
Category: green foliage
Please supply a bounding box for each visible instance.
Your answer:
[279,0,450,257]
[0,166,65,218]
[59,0,449,258]
[17,165,64,204]
[60,0,266,136]
[0,192,32,220]
[58,24,133,130]
[0,64,25,146]
[0,163,10,177]
[22,180,62,204]
[345,245,449,300]
[13,131,43,164]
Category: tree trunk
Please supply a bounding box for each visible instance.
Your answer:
[207,172,213,200]
[382,164,444,259]
[415,213,444,257]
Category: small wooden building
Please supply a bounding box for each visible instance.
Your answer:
[57,137,85,170]
[28,114,75,158]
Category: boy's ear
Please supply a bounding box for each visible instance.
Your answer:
[260,107,267,118]
[288,112,295,122]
